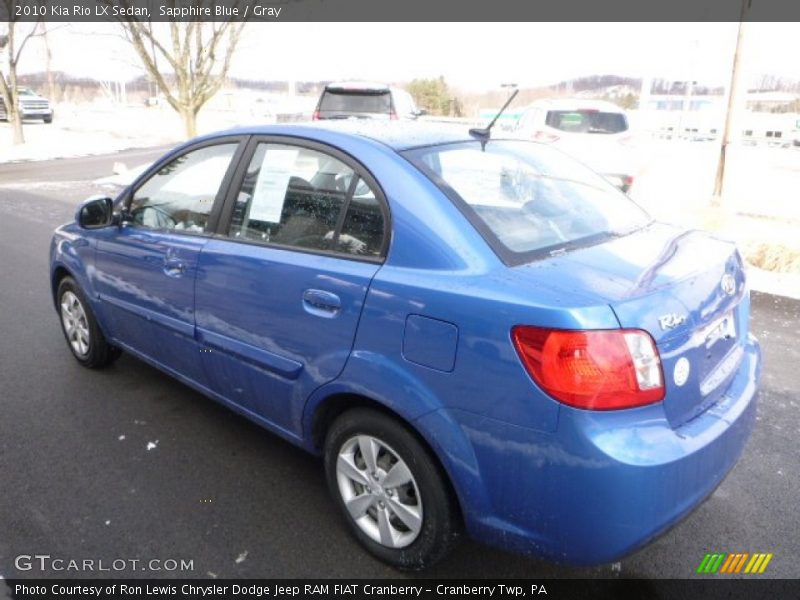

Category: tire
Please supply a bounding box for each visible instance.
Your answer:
[56,276,120,368]
[324,408,461,570]
[43,116,53,124]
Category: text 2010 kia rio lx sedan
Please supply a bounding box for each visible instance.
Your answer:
[50,122,761,569]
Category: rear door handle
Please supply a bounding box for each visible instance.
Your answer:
[302,289,341,317]
[163,257,186,277]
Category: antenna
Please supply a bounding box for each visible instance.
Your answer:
[469,88,519,150]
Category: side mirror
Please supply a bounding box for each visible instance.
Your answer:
[76,196,115,229]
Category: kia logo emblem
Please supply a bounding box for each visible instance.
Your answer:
[721,273,736,296]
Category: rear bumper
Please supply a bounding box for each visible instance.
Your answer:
[454,335,762,565]
[21,108,52,118]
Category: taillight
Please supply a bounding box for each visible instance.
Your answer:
[532,130,559,143]
[312,110,321,120]
[511,326,664,410]
[623,175,634,190]
[390,111,398,120]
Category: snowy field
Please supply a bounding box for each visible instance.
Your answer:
[2,102,799,297]
[0,102,261,163]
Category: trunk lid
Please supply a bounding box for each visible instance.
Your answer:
[518,223,748,428]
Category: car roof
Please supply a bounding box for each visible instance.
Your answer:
[210,120,477,152]
[523,98,627,113]
[324,81,391,93]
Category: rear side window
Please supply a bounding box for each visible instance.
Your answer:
[392,89,417,116]
[319,90,391,115]
[229,143,385,258]
[545,110,628,134]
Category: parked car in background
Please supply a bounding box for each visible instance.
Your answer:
[0,87,53,123]
[313,81,422,121]
[51,121,760,570]
[513,98,635,192]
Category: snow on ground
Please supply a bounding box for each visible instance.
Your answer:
[628,138,800,298]
[0,102,264,164]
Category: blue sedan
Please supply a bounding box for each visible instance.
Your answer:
[50,122,761,569]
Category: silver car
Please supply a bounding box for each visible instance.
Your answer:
[513,98,635,192]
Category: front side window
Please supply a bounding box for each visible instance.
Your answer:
[129,143,238,233]
[229,143,385,258]
[406,141,650,261]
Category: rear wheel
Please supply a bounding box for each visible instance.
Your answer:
[43,116,53,124]
[324,408,461,570]
[57,277,120,368]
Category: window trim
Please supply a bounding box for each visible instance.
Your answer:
[121,135,249,237]
[214,135,391,264]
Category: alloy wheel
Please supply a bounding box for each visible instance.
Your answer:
[60,290,90,356]
[335,435,423,549]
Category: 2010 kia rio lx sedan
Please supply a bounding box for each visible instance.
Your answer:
[50,122,762,570]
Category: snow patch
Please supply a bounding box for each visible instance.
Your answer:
[235,551,248,564]
[146,440,159,451]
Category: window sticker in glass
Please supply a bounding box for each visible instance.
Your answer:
[248,147,300,223]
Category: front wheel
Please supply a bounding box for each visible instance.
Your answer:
[57,276,120,368]
[324,408,461,570]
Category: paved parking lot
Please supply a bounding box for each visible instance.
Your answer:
[0,153,798,579]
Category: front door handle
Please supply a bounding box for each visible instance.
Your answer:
[163,257,186,277]
[302,289,341,317]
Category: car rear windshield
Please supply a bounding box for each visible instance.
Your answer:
[545,110,628,134]
[319,90,391,115]
[405,141,650,263]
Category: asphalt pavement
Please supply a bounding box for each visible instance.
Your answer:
[0,151,798,580]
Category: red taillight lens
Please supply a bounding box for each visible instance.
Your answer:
[390,111,398,120]
[532,130,560,143]
[312,110,321,120]
[511,326,664,410]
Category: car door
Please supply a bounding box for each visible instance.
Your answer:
[92,138,245,384]
[194,138,389,434]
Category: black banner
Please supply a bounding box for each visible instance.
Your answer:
[3,0,800,22]
[5,579,800,600]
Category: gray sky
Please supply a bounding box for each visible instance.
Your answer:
[15,22,800,91]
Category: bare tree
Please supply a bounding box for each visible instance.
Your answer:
[42,23,56,102]
[0,1,45,144]
[114,9,246,138]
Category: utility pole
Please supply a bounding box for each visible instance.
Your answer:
[713,0,751,203]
